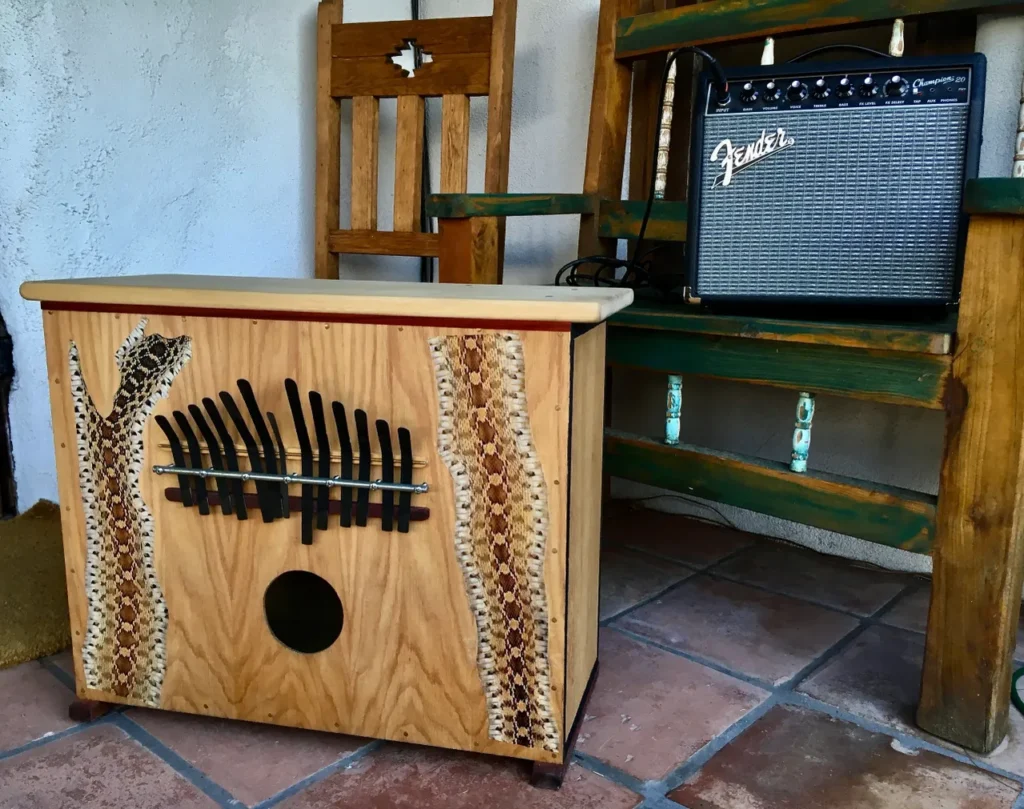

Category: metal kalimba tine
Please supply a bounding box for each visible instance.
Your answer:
[22,276,632,786]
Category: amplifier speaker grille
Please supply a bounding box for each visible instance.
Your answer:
[696,105,968,301]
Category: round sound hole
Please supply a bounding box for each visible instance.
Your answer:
[264,571,343,654]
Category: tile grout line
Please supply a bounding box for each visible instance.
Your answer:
[38,655,76,693]
[252,740,385,809]
[599,572,699,627]
[0,713,119,764]
[114,713,245,808]
[621,537,755,576]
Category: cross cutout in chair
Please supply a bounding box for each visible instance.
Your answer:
[390,39,434,78]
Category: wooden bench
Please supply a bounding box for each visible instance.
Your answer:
[427,0,1024,755]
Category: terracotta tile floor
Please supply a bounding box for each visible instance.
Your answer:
[4,503,1024,808]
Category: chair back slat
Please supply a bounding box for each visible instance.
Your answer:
[350,97,380,231]
[393,96,426,232]
[440,95,471,194]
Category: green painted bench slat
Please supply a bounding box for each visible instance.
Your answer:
[612,300,954,355]
[597,200,688,241]
[615,0,1024,58]
[607,323,950,408]
[605,430,936,552]
[964,178,1024,215]
[425,193,597,219]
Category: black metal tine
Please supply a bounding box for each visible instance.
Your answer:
[203,397,247,521]
[236,380,281,521]
[332,402,353,528]
[309,392,332,531]
[285,379,314,546]
[267,412,290,519]
[189,404,233,515]
[173,411,210,516]
[155,415,194,507]
[354,409,371,527]
[220,391,274,524]
[375,420,395,532]
[397,427,413,534]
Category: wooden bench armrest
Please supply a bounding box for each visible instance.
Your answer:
[964,178,1024,216]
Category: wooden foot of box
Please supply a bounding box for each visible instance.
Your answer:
[69,698,115,723]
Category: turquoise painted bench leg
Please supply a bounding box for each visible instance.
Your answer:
[790,391,815,473]
[665,374,682,445]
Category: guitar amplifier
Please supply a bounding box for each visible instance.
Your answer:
[688,55,985,305]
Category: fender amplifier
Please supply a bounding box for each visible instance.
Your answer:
[688,55,985,306]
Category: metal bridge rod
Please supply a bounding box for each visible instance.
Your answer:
[153,465,429,494]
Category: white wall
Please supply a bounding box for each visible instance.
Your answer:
[3,3,1022,577]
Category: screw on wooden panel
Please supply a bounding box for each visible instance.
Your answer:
[790,391,816,473]
[665,375,683,446]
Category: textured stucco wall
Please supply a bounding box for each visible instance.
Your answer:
[3,2,1022,578]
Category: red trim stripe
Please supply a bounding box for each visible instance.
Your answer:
[40,301,573,332]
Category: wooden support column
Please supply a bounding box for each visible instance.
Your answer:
[438,217,500,284]
[314,0,344,280]
[918,212,1024,753]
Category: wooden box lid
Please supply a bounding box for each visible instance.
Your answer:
[21,275,633,324]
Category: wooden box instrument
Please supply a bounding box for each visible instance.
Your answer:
[20,276,632,783]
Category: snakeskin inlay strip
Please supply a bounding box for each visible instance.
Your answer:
[70,319,191,706]
[429,332,559,753]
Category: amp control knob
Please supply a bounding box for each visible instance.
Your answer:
[740,81,759,104]
[885,74,908,97]
[763,81,780,103]
[811,77,830,99]
[836,76,853,98]
[787,80,809,102]
[859,75,878,98]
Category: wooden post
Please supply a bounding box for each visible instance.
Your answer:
[314,0,344,280]
[579,0,638,260]
[918,212,1024,753]
[437,217,500,284]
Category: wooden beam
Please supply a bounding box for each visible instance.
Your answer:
[597,199,688,241]
[604,430,936,552]
[327,230,440,257]
[427,193,597,219]
[964,178,1024,215]
[615,0,1024,58]
[607,325,951,408]
[393,96,425,233]
[440,95,471,194]
[579,0,639,259]
[484,0,518,285]
[611,301,954,355]
[350,96,379,231]
[919,214,1024,753]
[314,0,344,280]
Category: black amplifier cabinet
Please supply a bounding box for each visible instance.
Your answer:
[688,55,985,306]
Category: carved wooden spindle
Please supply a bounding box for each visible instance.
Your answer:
[1015,68,1024,178]
[790,392,816,473]
[760,37,775,66]
[888,18,905,57]
[665,374,683,446]
[654,59,676,200]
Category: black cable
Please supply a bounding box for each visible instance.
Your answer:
[788,44,889,63]
[555,46,727,288]
[413,0,434,282]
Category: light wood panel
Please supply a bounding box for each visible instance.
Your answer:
[350,97,379,231]
[314,0,344,280]
[919,215,1024,753]
[394,96,425,233]
[565,324,606,734]
[440,95,471,194]
[23,276,634,323]
[44,309,573,764]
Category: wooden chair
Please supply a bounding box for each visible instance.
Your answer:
[426,0,1024,755]
[314,0,516,283]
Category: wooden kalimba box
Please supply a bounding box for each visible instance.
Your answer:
[21,276,632,784]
